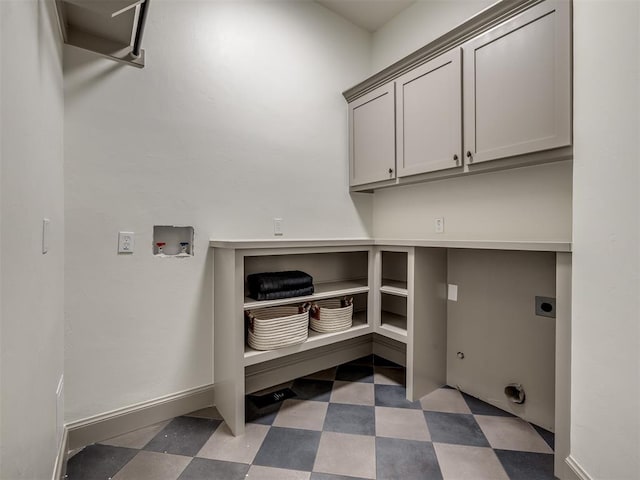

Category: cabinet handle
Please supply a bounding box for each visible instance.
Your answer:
[466,151,473,163]
[453,154,459,165]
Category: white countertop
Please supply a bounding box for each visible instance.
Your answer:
[209,238,571,252]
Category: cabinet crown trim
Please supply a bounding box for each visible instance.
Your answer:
[342,0,545,102]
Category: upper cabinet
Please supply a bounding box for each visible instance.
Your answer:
[345,0,572,192]
[462,1,571,165]
[396,48,462,177]
[349,83,396,187]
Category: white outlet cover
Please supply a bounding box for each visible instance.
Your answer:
[448,284,458,301]
[118,232,135,253]
[435,217,444,233]
[274,218,283,236]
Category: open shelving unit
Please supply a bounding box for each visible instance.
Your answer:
[378,250,409,341]
[212,241,375,435]
[211,237,572,450]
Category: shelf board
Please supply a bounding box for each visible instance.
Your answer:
[380,279,408,297]
[379,312,408,344]
[244,279,369,309]
[63,0,144,18]
[375,238,572,253]
[244,313,371,366]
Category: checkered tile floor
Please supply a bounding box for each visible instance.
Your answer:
[65,355,555,479]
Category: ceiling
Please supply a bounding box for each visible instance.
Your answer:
[315,0,416,32]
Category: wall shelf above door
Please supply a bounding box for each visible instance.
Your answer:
[54,0,149,68]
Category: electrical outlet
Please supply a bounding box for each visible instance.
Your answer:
[118,232,135,253]
[274,218,283,236]
[435,217,444,234]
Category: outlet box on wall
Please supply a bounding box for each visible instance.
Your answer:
[153,226,194,257]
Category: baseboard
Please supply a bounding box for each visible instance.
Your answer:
[565,455,592,480]
[66,384,215,451]
[372,333,406,367]
[52,426,69,480]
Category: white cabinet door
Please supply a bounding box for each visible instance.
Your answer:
[462,0,571,165]
[396,48,462,177]
[349,83,396,186]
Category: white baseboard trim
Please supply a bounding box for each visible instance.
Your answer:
[66,384,215,451]
[52,426,69,480]
[372,333,406,367]
[566,455,592,480]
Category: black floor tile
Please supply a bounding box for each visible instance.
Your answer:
[346,354,374,366]
[291,378,334,402]
[143,416,221,456]
[335,364,374,383]
[532,424,555,450]
[494,450,555,480]
[374,384,421,409]
[65,444,138,480]
[461,392,515,417]
[376,437,442,480]
[177,458,249,480]
[323,403,376,436]
[252,426,321,471]
[424,411,490,447]
[373,355,402,368]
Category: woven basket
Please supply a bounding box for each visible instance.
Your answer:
[246,305,309,350]
[309,298,353,333]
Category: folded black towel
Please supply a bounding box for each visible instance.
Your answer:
[250,285,314,301]
[248,270,313,296]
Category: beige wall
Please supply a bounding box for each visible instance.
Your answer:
[371,0,495,72]
[373,162,572,241]
[64,0,372,423]
[0,0,65,478]
[571,1,640,478]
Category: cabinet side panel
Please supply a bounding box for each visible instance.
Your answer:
[554,252,572,478]
[409,248,448,400]
[213,249,245,435]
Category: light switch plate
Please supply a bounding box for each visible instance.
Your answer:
[448,284,458,301]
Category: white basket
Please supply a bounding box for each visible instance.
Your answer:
[246,305,309,350]
[309,298,353,333]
